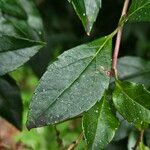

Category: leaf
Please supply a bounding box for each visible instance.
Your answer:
[127,0,150,22]
[127,131,138,150]
[113,80,150,129]
[19,0,44,36]
[68,0,102,35]
[0,75,23,130]
[0,34,44,76]
[113,114,133,141]
[117,56,150,88]
[27,35,113,129]
[145,129,150,147]
[0,0,27,19]
[0,0,45,75]
[82,93,119,150]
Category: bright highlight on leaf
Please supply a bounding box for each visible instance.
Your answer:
[27,35,112,129]
[68,0,102,35]
[82,92,119,150]
[113,80,150,129]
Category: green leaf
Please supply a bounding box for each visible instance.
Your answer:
[127,0,150,22]
[0,13,42,41]
[113,115,133,141]
[117,56,150,88]
[27,35,112,129]
[0,0,27,19]
[127,131,138,150]
[0,75,23,130]
[82,93,119,150]
[145,129,150,147]
[113,80,150,129]
[0,34,44,76]
[19,0,44,36]
[0,0,45,75]
[68,0,102,35]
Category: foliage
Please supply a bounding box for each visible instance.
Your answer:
[0,0,150,149]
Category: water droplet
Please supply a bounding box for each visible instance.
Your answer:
[95,110,98,113]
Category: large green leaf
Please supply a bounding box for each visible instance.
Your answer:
[127,0,150,22]
[117,56,150,88]
[113,80,150,129]
[68,0,101,35]
[27,35,112,129]
[82,93,119,150]
[0,75,23,130]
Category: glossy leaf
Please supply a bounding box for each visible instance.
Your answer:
[128,0,150,22]
[27,35,112,129]
[68,0,102,35]
[82,93,119,150]
[113,80,150,129]
[0,75,23,130]
[117,56,150,88]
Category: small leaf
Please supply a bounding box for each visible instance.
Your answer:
[117,56,150,88]
[82,93,119,150]
[68,0,102,35]
[127,131,138,150]
[27,35,113,129]
[0,75,23,130]
[127,0,150,22]
[113,80,150,129]
[113,115,133,141]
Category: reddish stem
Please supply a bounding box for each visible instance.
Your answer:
[112,0,130,76]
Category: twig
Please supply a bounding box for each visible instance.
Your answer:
[67,132,84,150]
[133,130,144,150]
[112,0,130,76]
[54,126,64,149]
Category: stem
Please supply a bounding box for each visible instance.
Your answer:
[112,0,130,76]
[133,130,144,150]
[67,132,84,150]
[54,126,64,149]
